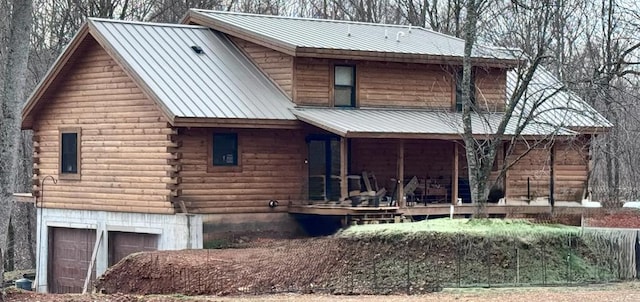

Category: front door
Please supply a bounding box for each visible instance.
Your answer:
[308,136,341,201]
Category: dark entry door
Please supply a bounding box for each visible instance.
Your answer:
[308,137,341,201]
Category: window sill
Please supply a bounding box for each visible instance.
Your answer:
[58,173,81,181]
[207,165,242,173]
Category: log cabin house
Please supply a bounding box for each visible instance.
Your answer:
[21,10,610,293]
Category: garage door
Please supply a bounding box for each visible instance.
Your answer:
[108,231,158,266]
[48,227,96,294]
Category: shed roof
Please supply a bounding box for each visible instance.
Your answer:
[292,107,574,139]
[22,18,296,128]
[185,10,518,64]
[508,67,612,130]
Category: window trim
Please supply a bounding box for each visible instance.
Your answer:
[58,127,81,180]
[454,68,476,112]
[331,64,357,107]
[207,132,242,173]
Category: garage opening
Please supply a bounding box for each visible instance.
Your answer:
[108,231,158,266]
[48,227,96,294]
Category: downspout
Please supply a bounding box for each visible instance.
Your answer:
[186,214,192,249]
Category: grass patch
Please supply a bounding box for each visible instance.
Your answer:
[338,218,580,238]
[332,218,614,287]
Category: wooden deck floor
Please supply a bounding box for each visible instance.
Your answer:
[289,201,602,217]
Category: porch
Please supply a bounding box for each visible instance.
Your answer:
[288,201,595,217]
[291,107,591,221]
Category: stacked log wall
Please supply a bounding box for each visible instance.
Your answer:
[32,36,175,214]
[294,57,331,106]
[358,62,453,109]
[475,67,506,112]
[554,139,589,201]
[230,37,293,97]
[177,128,307,214]
[506,142,552,199]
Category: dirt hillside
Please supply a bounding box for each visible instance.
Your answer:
[96,228,609,296]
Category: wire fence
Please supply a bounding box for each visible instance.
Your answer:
[591,185,640,203]
[95,228,635,296]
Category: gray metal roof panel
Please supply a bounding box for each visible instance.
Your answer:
[89,18,296,120]
[292,107,571,137]
[507,67,611,129]
[190,10,516,61]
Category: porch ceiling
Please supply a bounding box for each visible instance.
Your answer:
[292,107,574,139]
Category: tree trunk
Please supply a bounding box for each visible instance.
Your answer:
[0,0,33,286]
[460,0,487,216]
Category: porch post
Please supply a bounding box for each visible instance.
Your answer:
[340,137,348,201]
[397,139,405,208]
[452,142,459,205]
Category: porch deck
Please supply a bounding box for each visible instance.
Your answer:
[289,201,601,217]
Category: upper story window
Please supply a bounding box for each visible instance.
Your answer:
[455,69,476,112]
[212,133,238,166]
[59,128,81,179]
[334,65,355,107]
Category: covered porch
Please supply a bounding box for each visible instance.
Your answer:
[290,107,588,218]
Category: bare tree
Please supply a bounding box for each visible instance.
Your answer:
[0,0,33,290]
[458,0,587,214]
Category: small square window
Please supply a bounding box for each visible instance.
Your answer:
[212,133,238,166]
[59,128,81,179]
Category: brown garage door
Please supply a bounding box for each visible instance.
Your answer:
[108,231,158,266]
[48,227,96,294]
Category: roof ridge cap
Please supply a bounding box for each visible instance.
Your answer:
[89,17,207,29]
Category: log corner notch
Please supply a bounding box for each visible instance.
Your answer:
[167,127,185,213]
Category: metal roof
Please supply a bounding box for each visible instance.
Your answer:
[292,107,572,138]
[188,10,517,61]
[508,67,611,129]
[89,18,296,120]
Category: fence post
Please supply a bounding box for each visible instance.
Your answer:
[487,239,491,288]
[406,257,411,294]
[543,246,547,285]
[516,247,520,285]
[457,237,461,288]
[373,256,378,294]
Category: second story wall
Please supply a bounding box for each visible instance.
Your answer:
[292,57,506,111]
[230,37,294,98]
[475,67,507,112]
[359,62,452,109]
[294,57,331,106]
[228,36,508,111]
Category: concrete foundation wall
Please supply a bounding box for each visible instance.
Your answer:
[202,213,304,244]
[35,208,202,293]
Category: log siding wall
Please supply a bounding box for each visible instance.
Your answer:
[294,57,331,106]
[475,67,506,112]
[177,128,307,214]
[553,139,589,201]
[230,37,294,97]
[506,143,551,200]
[292,57,506,110]
[359,62,453,109]
[32,37,175,214]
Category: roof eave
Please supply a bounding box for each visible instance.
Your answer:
[294,47,520,67]
[569,125,613,135]
[173,117,301,129]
